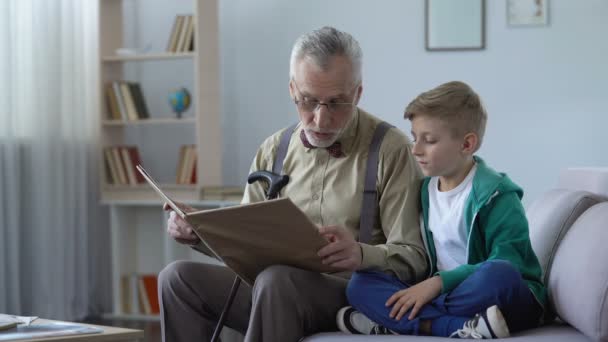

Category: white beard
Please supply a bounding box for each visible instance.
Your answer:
[304,130,338,148]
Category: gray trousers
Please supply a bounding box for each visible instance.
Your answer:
[158,261,349,342]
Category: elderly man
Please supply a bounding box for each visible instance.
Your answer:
[159,26,427,342]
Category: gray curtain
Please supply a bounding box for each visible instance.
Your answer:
[0,0,111,320]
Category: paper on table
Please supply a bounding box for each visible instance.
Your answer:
[0,314,38,330]
[0,315,38,326]
[0,322,102,341]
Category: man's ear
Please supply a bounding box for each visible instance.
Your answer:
[354,84,363,105]
[462,133,478,154]
[288,80,295,99]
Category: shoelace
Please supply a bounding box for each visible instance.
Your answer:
[452,314,484,339]
[370,325,393,335]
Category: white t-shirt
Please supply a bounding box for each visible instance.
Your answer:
[428,164,477,272]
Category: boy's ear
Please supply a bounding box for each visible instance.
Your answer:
[462,133,478,154]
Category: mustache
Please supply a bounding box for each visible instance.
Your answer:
[304,128,340,134]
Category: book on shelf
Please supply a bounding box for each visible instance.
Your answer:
[104,146,144,186]
[176,145,197,185]
[120,274,159,315]
[166,15,184,53]
[105,81,150,121]
[105,84,122,120]
[111,82,128,121]
[120,82,139,121]
[128,83,150,119]
[136,165,335,286]
[167,15,194,53]
[111,147,128,185]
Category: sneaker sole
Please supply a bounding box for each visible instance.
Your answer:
[485,305,510,339]
[336,306,361,334]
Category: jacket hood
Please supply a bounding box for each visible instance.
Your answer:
[469,156,523,210]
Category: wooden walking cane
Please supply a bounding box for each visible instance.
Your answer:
[211,170,289,342]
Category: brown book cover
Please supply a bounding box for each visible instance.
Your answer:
[136,165,335,286]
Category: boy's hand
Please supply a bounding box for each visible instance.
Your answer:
[386,276,442,321]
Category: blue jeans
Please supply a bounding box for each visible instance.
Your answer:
[347,260,542,336]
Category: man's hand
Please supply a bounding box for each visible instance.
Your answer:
[317,225,362,271]
[385,276,442,321]
[164,202,200,245]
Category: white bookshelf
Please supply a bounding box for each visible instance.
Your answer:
[97,2,243,341]
[102,52,195,62]
[102,117,196,126]
[98,0,223,203]
[105,201,243,341]
[106,200,233,319]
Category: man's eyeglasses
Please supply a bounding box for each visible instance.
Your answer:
[294,100,355,114]
[292,82,357,115]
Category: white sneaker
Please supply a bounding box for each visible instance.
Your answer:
[451,305,510,339]
[336,306,394,335]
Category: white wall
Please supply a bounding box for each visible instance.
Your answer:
[219,0,608,204]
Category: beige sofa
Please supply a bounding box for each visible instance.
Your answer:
[305,168,608,342]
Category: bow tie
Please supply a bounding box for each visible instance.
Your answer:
[300,129,345,158]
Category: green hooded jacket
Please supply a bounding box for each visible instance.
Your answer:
[419,156,547,318]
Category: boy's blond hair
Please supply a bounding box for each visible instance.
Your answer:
[404,81,487,150]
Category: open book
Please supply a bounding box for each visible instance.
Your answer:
[136,165,334,285]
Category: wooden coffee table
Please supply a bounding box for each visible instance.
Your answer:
[0,319,144,341]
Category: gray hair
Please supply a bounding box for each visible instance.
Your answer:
[289,26,363,84]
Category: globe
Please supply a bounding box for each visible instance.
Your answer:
[168,88,191,118]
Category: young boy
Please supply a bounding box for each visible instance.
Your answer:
[336,81,547,338]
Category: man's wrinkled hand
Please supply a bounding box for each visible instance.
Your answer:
[385,276,442,321]
[317,225,362,271]
[164,202,200,245]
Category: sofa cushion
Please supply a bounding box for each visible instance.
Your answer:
[527,189,601,284]
[548,202,608,342]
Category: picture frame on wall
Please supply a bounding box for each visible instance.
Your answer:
[425,0,485,51]
[507,0,549,26]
